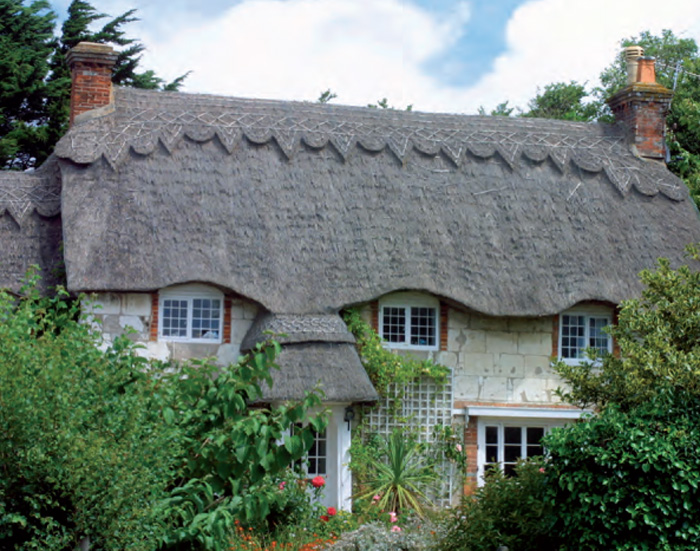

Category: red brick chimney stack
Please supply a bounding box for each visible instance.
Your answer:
[607,46,673,162]
[66,42,117,126]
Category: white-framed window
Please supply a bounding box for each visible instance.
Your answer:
[379,293,439,350]
[471,407,587,485]
[558,307,612,364]
[293,425,327,477]
[159,284,224,343]
[477,418,565,481]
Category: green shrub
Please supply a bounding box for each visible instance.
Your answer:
[0,276,326,551]
[436,458,559,551]
[544,395,700,551]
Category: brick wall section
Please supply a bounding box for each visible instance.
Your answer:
[370,300,379,332]
[463,416,479,495]
[149,293,159,341]
[223,298,232,343]
[439,301,448,351]
[607,83,673,161]
[66,42,117,126]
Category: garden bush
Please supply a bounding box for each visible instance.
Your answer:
[436,458,559,551]
[545,395,700,551]
[0,276,326,551]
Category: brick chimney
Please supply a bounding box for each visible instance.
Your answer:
[66,42,117,126]
[607,46,673,162]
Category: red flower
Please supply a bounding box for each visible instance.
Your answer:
[320,515,329,522]
[311,476,325,488]
[327,506,337,516]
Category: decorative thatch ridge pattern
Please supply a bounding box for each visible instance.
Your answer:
[54,87,700,317]
[242,313,355,351]
[0,157,61,227]
[0,157,63,293]
[54,88,684,200]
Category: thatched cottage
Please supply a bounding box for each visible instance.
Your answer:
[2,42,700,509]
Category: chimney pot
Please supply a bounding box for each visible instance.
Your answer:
[636,56,656,84]
[624,45,644,85]
[66,42,118,126]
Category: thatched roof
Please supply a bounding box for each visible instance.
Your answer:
[0,157,63,293]
[241,313,376,402]
[262,342,378,402]
[45,87,700,316]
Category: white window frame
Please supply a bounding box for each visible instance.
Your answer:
[379,293,439,351]
[291,424,328,478]
[476,416,567,484]
[558,306,613,365]
[158,284,224,343]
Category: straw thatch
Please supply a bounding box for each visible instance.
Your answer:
[261,342,378,402]
[241,313,377,401]
[0,156,63,292]
[51,87,700,317]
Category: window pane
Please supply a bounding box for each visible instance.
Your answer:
[410,307,436,346]
[486,445,499,464]
[504,426,522,444]
[162,299,187,337]
[504,445,521,463]
[382,307,406,343]
[561,314,586,358]
[191,298,221,339]
[486,426,498,444]
[526,427,544,444]
[589,317,610,354]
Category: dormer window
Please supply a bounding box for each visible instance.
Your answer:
[379,293,439,350]
[159,284,224,343]
[558,307,612,364]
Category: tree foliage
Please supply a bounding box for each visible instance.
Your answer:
[0,0,57,169]
[0,275,326,551]
[545,247,700,550]
[521,81,601,122]
[1,0,188,169]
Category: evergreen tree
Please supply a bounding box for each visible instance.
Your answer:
[44,0,189,159]
[0,0,57,169]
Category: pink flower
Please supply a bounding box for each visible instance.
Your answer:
[279,481,286,490]
[391,526,401,533]
[539,467,545,473]
[372,494,380,502]
[389,512,398,523]
[327,507,337,516]
[311,476,325,488]
[455,444,463,453]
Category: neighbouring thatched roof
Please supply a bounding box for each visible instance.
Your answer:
[0,157,63,293]
[52,87,700,316]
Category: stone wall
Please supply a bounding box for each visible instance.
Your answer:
[83,292,258,365]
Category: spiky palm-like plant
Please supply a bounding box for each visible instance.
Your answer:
[354,430,437,516]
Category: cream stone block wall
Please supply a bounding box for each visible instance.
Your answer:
[438,307,563,405]
[83,292,258,364]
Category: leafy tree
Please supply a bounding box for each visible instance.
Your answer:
[478,100,514,117]
[521,81,601,122]
[0,0,57,169]
[0,274,326,551]
[317,89,337,103]
[545,247,700,550]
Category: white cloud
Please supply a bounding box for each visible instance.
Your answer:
[132,0,700,115]
[140,0,470,108]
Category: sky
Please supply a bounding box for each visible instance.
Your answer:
[48,0,700,114]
